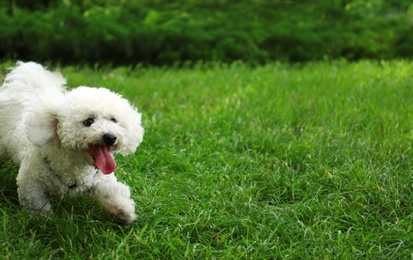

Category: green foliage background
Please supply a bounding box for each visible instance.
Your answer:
[1,0,413,65]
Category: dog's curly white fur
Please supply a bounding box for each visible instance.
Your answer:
[0,62,144,224]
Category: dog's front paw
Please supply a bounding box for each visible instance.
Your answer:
[18,186,52,215]
[90,180,137,224]
[106,199,136,224]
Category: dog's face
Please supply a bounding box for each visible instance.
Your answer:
[25,87,144,174]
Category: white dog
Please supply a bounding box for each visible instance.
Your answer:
[0,62,144,224]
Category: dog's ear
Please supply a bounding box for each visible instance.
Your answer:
[119,105,144,155]
[24,95,63,146]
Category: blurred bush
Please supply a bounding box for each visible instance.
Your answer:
[0,0,412,65]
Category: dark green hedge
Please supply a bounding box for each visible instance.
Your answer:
[1,0,412,65]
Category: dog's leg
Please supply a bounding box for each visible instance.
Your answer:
[17,176,52,214]
[89,176,136,224]
[16,163,52,214]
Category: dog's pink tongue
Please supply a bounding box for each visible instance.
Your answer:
[88,146,116,174]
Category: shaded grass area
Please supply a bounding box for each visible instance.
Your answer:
[1,61,413,258]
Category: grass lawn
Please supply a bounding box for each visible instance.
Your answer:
[1,60,413,258]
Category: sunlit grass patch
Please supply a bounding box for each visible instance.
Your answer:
[1,60,413,258]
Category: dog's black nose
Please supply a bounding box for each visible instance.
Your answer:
[103,133,117,146]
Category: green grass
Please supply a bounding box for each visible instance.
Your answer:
[2,60,413,258]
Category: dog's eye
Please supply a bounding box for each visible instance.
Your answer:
[110,118,117,123]
[83,118,94,127]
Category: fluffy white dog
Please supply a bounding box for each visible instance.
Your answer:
[0,62,144,224]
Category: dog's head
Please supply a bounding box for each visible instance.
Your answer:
[24,87,144,174]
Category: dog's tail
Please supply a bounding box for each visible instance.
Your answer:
[0,62,66,117]
[1,61,67,96]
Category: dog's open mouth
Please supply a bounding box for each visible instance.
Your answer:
[87,146,116,174]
